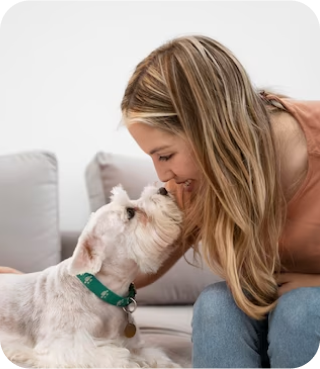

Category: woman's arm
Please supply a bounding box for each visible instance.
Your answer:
[276,273,320,296]
[0,266,23,274]
[134,242,191,289]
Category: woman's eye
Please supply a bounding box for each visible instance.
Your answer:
[126,207,135,220]
[159,155,172,162]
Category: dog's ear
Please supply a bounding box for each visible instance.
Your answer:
[110,185,131,204]
[68,233,103,276]
[110,184,124,197]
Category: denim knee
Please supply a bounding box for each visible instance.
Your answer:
[192,281,266,368]
[192,281,233,327]
[269,287,320,337]
[268,287,320,367]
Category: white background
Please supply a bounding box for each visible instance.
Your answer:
[0,1,320,234]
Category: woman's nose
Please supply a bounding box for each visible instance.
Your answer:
[153,160,175,184]
[157,187,168,196]
[154,167,174,184]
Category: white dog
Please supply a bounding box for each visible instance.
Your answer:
[0,185,183,368]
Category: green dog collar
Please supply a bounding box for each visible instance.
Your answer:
[77,273,136,307]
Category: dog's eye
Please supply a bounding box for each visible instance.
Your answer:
[126,207,135,220]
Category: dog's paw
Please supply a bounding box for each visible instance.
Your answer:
[2,348,37,368]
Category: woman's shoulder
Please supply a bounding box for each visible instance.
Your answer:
[268,95,320,144]
[266,94,320,202]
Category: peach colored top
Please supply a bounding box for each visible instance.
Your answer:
[271,95,320,273]
[166,96,320,273]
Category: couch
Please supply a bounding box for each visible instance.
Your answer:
[0,150,222,368]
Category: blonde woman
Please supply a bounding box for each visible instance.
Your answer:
[121,35,320,368]
[1,35,320,368]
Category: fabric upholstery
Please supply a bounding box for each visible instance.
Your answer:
[0,151,60,272]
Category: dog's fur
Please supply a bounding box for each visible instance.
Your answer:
[0,185,183,368]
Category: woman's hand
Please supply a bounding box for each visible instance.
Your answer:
[0,266,23,274]
[276,273,320,296]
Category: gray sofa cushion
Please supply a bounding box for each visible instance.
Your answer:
[85,151,160,211]
[0,151,60,272]
[137,248,222,305]
[85,152,222,305]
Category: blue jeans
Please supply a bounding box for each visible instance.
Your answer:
[192,281,320,368]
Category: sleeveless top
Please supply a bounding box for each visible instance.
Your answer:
[267,94,320,273]
[166,95,320,273]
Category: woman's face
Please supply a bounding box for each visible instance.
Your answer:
[128,123,200,192]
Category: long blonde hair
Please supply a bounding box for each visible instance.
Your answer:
[121,35,286,319]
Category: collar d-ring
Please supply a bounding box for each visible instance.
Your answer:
[123,297,137,313]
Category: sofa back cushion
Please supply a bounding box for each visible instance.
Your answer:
[85,152,160,211]
[0,151,61,272]
[85,152,222,305]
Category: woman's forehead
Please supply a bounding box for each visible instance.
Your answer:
[128,123,176,153]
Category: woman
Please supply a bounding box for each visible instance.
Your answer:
[2,35,320,368]
[121,35,320,368]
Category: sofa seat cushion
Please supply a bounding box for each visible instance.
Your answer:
[134,306,193,367]
[134,305,193,335]
[140,331,192,367]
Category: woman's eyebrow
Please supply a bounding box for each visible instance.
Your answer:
[149,145,171,155]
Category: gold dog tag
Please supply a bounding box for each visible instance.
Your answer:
[124,322,136,338]
[123,298,137,339]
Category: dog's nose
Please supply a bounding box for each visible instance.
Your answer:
[158,187,168,196]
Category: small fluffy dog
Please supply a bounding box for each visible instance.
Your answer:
[0,185,183,368]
